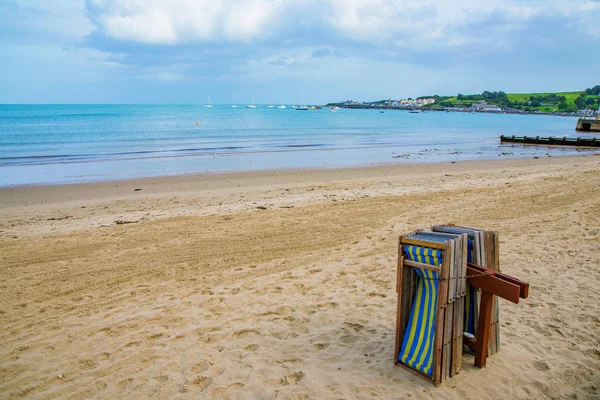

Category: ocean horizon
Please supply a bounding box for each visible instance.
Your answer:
[1,104,598,187]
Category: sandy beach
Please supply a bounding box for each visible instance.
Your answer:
[1,155,599,399]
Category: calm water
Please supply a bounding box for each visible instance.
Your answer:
[0,104,597,186]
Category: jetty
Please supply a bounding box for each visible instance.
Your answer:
[576,116,600,132]
[500,135,600,147]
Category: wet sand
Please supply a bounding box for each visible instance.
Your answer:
[1,156,599,399]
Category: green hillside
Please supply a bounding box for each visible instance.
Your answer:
[423,86,599,112]
[506,91,582,106]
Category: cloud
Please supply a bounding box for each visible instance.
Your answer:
[325,0,600,47]
[1,0,599,103]
[85,0,600,50]
[88,0,286,44]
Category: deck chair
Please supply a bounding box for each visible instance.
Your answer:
[397,245,441,377]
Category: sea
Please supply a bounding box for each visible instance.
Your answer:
[1,104,598,187]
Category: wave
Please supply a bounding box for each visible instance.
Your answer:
[0,142,409,167]
[0,145,250,166]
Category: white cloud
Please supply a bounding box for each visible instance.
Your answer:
[91,0,286,44]
[88,0,600,48]
[325,0,600,46]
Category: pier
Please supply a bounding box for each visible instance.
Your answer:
[500,135,600,147]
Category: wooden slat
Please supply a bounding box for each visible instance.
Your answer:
[448,238,456,303]
[474,291,493,368]
[394,361,436,386]
[467,265,521,304]
[468,263,529,299]
[394,241,404,363]
[463,336,476,347]
[443,302,453,380]
[484,231,496,356]
[403,259,441,273]
[479,231,486,267]
[400,237,446,250]
[399,245,417,360]
[451,298,460,376]
[493,232,501,353]
[396,256,404,293]
[433,306,445,385]
[461,233,468,296]
[454,297,464,374]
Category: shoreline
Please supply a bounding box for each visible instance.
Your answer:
[1,152,598,190]
[1,155,599,398]
[0,152,591,194]
[331,105,598,118]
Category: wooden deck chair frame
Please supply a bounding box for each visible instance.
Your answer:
[394,236,451,386]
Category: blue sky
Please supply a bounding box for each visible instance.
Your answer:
[1,0,599,104]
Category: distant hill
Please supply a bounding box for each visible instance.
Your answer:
[423,85,599,112]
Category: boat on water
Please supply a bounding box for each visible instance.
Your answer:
[246,97,256,109]
[409,109,421,113]
[296,106,309,110]
[277,105,286,109]
[315,105,322,109]
[267,101,274,108]
[231,105,237,108]
[205,96,213,108]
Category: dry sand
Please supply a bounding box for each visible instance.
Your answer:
[1,156,599,399]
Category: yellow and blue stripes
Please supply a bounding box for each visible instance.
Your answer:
[398,245,442,377]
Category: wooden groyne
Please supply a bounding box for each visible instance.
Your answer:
[500,135,600,147]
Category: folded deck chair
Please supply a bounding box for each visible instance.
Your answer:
[397,245,441,377]
[432,225,500,355]
[463,240,477,351]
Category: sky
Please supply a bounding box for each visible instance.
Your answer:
[0,0,599,104]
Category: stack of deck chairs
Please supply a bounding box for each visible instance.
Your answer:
[394,225,500,386]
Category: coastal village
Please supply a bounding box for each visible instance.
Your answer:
[330,85,600,117]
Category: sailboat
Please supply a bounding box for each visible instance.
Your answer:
[268,101,274,108]
[246,97,256,108]
[277,105,286,109]
[205,97,212,108]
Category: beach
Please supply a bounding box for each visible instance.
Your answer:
[1,155,599,399]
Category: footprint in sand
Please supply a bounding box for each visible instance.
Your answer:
[191,376,213,391]
[232,329,260,338]
[533,360,551,371]
[280,371,305,386]
[211,383,245,397]
[316,302,338,311]
[191,360,214,373]
[340,334,357,344]
[344,322,364,332]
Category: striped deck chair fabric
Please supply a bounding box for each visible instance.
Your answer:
[398,245,441,377]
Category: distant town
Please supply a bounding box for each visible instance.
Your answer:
[326,85,600,116]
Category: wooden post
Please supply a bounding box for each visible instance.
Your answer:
[474,291,493,368]
[394,240,404,363]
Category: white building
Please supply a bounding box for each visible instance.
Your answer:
[471,102,501,112]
